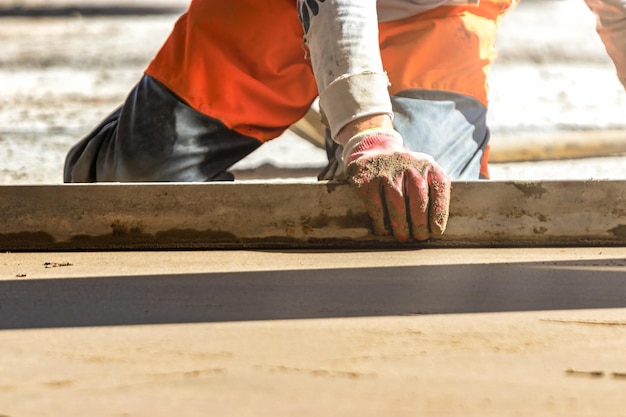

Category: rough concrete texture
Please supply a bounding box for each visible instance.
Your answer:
[2,181,626,250]
[1,248,626,416]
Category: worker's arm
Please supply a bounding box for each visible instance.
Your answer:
[297,0,451,242]
[585,0,626,88]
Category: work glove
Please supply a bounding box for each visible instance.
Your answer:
[343,128,451,242]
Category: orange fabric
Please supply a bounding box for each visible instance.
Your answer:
[480,143,491,179]
[145,0,318,142]
[146,0,516,142]
[379,0,517,107]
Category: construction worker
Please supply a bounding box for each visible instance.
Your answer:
[64,0,626,243]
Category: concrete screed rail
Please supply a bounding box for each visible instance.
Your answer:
[1,180,625,250]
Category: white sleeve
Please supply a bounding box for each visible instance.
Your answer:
[298,0,393,141]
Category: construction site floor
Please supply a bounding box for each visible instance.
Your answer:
[2,248,626,416]
[2,1,626,414]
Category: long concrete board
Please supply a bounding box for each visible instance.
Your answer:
[1,180,625,250]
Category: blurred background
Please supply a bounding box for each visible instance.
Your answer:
[1,0,625,184]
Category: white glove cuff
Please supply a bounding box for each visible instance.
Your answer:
[340,128,403,167]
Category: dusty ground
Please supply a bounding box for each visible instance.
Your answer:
[1,0,625,183]
[1,248,626,416]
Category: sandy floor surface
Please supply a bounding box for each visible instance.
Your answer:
[1,248,626,416]
[1,0,625,183]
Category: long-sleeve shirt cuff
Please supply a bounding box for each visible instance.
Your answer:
[319,71,394,141]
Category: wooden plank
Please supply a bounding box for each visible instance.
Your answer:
[1,180,625,250]
[489,130,626,162]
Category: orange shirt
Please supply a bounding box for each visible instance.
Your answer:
[146,0,517,142]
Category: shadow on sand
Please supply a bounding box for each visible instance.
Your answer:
[1,258,625,329]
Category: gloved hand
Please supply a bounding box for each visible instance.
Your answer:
[343,128,451,242]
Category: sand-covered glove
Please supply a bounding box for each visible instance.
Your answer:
[343,128,451,242]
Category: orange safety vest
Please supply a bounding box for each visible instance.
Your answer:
[146,0,517,144]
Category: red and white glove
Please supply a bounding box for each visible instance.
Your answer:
[343,128,451,242]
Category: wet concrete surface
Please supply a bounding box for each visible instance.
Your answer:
[1,248,626,416]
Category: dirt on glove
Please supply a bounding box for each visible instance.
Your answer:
[345,152,430,188]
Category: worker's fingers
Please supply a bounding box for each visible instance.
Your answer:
[382,173,410,242]
[345,144,449,242]
[427,165,452,236]
[405,168,430,241]
[355,178,388,236]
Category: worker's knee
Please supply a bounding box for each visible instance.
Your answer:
[64,75,261,183]
[391,89,489,180]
